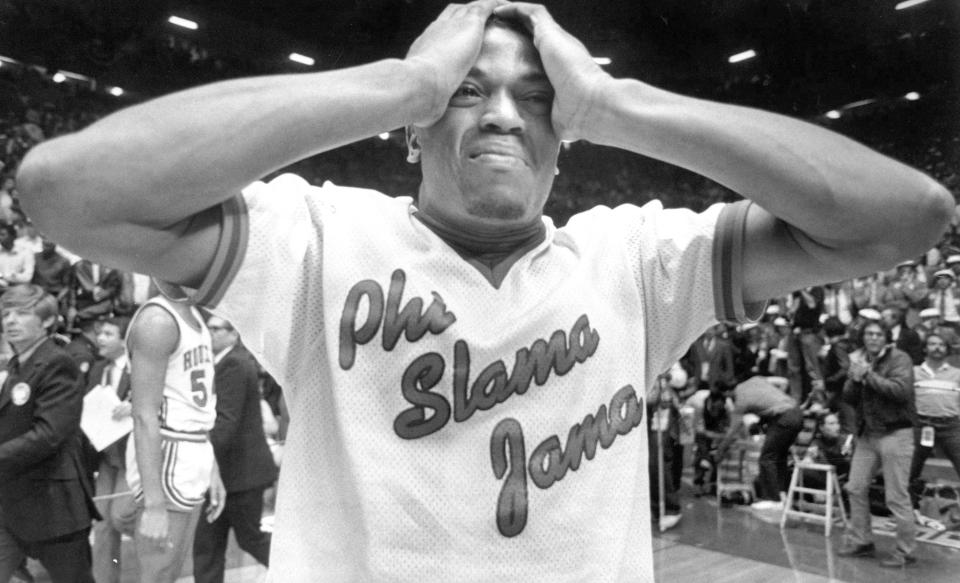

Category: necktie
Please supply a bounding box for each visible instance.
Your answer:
[102,362,114,388]
[6,354,19,376]
[941,291,947,319]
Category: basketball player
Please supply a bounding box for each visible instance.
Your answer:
[126,295,224,582]
[15,2,952,581]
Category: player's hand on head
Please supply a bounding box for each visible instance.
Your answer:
[493,2,611,141]
[406,0,509,125]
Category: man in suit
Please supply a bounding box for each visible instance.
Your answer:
[67,259,123,329]
[883,306,924,365]
[86,315,137,583]
[0,284,99,582]
[193,316,277,582]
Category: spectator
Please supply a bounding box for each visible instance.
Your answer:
[839,320,917,568]
[683,324,736,394]
[716,375,803,511]
[647,373,684,530]
[87,316,136,583]
[883,306,924,365]
[801,412,853,492]
[908,332,960,529]
[0,284,99,582]
[193,317,276,582]
[823,281,855,326]
[0,222,33,292]
[66,260,122,328]
[30,237,71,303]
[928,269,960,331]
[787,286,825,402]
[821,316,857,434]
[64,315,100,384]
[881,260,928,328]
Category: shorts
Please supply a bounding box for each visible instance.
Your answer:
[125,428,214,512]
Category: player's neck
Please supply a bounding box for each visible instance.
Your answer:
[414,208,545,256]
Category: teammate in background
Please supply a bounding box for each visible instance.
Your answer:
[15,1,953,580]
[126,295,224,582]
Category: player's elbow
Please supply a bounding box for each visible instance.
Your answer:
[850,180,956,267]
[894,180,955,258]
[17,140,90,239]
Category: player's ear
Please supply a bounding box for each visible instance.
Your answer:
[405,126,421,164]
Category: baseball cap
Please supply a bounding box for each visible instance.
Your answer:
[947,255,960,265]
[934,268,956,281]
[857,308,882,321]
[920,308,941,319]
[773,317,789,327]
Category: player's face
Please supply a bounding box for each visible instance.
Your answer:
[96,322,125,360]
[413,24,560,230]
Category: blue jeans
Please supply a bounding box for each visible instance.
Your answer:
[844,428,916,556]
[909,415,960,508]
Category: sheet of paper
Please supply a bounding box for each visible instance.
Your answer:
[81,384,133,451]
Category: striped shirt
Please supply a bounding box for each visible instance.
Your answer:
[914,361,960,418]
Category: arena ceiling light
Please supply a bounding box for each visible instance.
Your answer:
[895,0,931,10]
[728,49,757,64]
[825,110,841,119]
[592,57,612,66]
[288,53,315,66]
[168,15,199,30]
[109,87,124,97]
[52,72,66,83]
[905,91,921,101]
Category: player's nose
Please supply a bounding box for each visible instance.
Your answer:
[479,89,523,134]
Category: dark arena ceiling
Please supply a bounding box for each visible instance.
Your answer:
[1,0,956,116]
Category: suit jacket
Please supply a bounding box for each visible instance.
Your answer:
[894,326,924,365]
[211,343,278,493]
[0,338,99,541]
[84,359,132,471]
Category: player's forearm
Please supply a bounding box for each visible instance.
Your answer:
[17,58,434,238]
[132,412,167,508]
[583,79,953,260]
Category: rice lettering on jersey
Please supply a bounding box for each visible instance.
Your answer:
[338,268,644,538]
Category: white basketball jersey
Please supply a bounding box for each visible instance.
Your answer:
[131,295,217,433]
[165,174,754,582]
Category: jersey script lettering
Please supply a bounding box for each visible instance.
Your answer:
[336,269,644,539]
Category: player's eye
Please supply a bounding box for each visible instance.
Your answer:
[450,84,483,106]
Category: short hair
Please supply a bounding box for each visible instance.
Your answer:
[859,320,893,344]
[882,306,904,324]
[100,315,131,338]
[0,284,59,326]
[486,14,534,41]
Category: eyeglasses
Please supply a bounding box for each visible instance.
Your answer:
[863,331,885,337]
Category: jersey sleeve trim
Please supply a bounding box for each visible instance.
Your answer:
[712,199,765,323]
[154,195,249,308]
